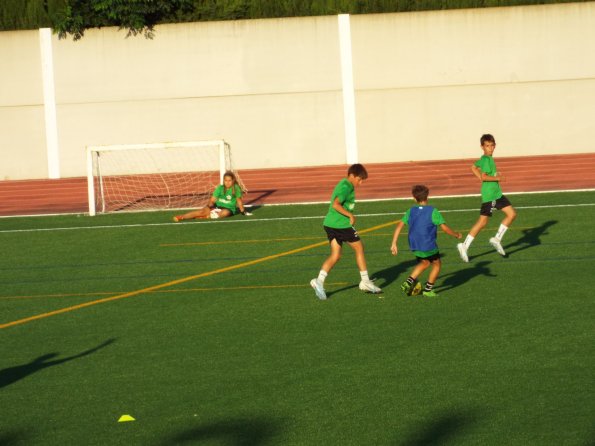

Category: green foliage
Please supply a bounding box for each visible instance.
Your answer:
[52,0,193,40]
[0,0,585,38]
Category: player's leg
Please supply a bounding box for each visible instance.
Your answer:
[173,207,210,222]
[212,208,232,219]
[458,212,489,262]
[422,257,441,297]
[311,238,342,300]
[401,258,429,296]
[490,197,516,256]
[349,240,382,294]
[322,239,342,273]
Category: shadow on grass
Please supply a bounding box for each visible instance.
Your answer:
[436,261,495,293]
[0,338,115,389]
[0,430,29,446]
[394,410,478,446]
[158,417,284,446]
[324,258,417,297]
[470,220,558,261]
[373,258,418,289]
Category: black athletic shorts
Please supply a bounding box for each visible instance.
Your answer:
[416,252,441,263]
[480,195,512,217]
[324,226,360,245]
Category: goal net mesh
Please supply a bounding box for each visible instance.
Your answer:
[87,141,246,215]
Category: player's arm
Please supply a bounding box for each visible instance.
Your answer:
[390,221,405,255]
[236,197,252,216]
[331,197,355,225]
[440,223,462,239]
[472,163,502,182]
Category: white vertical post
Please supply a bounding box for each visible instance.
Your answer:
[338,14,358,165]
[39,28,61,179]
[86,147,96,216]
[219,141,226,184]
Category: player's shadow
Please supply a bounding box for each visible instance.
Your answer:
[435,261,495,293]
[373,258,418,289]
[471,220,558,261]
[392,409,479,445]
[157,416,285,446]
[0,338,115,389]
[503,219,558,256]
[326,258,417,298]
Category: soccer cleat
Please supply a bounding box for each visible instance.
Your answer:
[457,243,469,263]
[489,237,506,256]
[400,280,412,295]
[411,282,422,296]
[310,278,327,300]
[422,290,439,297]
[359,279,382,294]
[173,215,182,222]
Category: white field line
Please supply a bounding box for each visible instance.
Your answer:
[0,202,594,234]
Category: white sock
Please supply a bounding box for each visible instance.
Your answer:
[317,270,328,284]
[495,224,508,241]
[360,270,369,282]
[464,235,474,249]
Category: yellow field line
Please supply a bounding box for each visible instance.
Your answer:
[0,220,396,330]
[0,283,349,300]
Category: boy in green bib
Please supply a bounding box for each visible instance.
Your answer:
[310,164,381,300]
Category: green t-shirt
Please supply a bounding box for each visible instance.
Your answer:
[323,178,355,229]
[402,207,445,257]
[475,155,503,202]
[213,184,242,213]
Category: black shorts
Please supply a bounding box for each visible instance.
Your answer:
[416,252,441,263]
[480,195,512,217]
[324,226,360,245]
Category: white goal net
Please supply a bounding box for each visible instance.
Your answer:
[86,140,246,216]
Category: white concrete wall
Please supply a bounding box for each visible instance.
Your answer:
[0,2,594,180]
[352,3,595,163]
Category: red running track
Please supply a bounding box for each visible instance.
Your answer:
[1,153,594,217]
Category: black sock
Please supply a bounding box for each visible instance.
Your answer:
[407,276,415,285]
[424,282,434,292]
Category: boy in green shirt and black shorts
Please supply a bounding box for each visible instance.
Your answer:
[457,134,517,262]
[310,164,382,300]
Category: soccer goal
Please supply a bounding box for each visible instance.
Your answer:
[86,140,246,216]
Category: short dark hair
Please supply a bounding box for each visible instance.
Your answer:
[347,163,368,180]
[480,134,496,145]
[412,184,429,203]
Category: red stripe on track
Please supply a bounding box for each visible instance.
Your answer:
[1,153,594,216]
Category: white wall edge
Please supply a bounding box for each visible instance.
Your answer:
[338,14,358,165]
[39,27,60,179]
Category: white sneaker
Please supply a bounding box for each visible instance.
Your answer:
[310,279,327,300]
[359,279,382,294]
[489,237,506,256]
[457,243,469,263]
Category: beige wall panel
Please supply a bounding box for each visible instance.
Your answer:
[51,15,341,104]
[0,107,47,180]
[357,78,595,163]
[0,30,43,106]
[351,3,595,90]
[56,91,345,176]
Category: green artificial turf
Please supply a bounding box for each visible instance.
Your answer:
[1,191,594,445]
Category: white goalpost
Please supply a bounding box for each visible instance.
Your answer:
[86,140,245,216]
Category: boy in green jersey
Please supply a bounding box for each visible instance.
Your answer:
[391,185,461,297]
[310,164,382,300]
[457,134,517,262]
[173,171,251,221]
